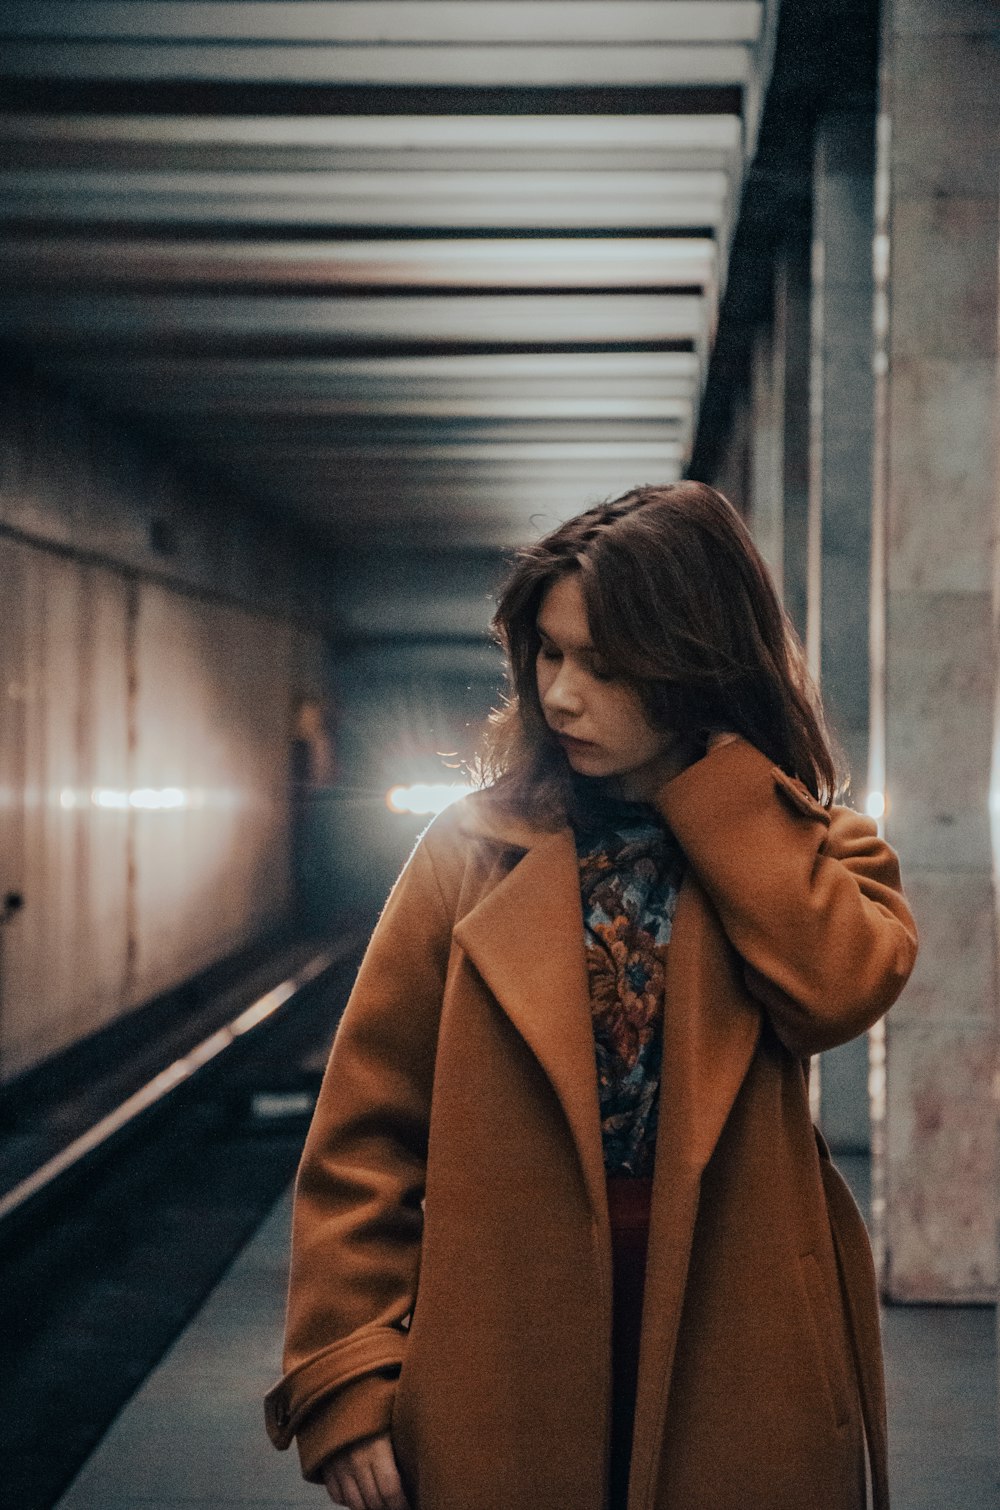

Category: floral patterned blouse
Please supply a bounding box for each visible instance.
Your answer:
[571,782,686,1177]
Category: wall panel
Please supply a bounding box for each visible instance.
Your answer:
[0,542,131,1079]
[0,543,316,1084]
[0,374,333,1085]
[130,586,294,1005]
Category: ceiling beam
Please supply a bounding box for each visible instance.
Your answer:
[1,47,752,91]
[41,350,703,384]
[0,179,730,232]
[0,237,717,289]
[89,396,697,421]
[2,4,763,47]
[0,113,743,149]
[0,291,709,344]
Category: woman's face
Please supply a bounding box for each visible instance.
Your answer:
[535,573,683,802]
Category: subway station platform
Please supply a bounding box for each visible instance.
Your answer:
[55,1159,997,1510]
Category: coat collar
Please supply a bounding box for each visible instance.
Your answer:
[450,785,762,1209]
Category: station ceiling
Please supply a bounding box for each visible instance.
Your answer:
[0,2,779,556]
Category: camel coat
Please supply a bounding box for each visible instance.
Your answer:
[265,737,918,1510]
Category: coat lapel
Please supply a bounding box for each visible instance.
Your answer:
[657,873,763,1176]
[451,821,609,1229]
[629,872,763,1504]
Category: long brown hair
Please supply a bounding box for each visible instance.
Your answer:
[479,481,846,826]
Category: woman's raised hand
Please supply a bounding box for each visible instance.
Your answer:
[320,1431,412,1510]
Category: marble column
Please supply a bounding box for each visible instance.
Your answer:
[871,0,999,1303]
[808,111,879,1154]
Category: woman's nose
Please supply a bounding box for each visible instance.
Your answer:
[543,665,584,716]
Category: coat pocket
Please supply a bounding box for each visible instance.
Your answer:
[799,1251,853,1429]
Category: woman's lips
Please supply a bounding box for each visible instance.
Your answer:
[556,732,596,751]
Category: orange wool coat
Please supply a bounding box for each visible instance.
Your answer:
[265,737,918,1510]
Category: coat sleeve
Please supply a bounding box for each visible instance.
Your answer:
[264,825,454,1481]
[657,737,919,1057]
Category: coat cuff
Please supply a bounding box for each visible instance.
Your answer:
[294,1370,400,1483]
[264,1325,406,1450]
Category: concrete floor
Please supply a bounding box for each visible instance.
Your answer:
[841,1165,997,1509]
[57,1163,997,1510]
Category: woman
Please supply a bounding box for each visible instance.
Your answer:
[265,482,918,1510]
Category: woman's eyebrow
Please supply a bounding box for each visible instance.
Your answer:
[536,622,596,653]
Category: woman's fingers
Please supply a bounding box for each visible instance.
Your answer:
[352,1454,382,1509]
[321,1462,345,1505]
[334,1471,365,1510]
[321,1433,409,1510]
[369,1434,412,1510]
[321,1457,363,1510]
[706,729,740,752]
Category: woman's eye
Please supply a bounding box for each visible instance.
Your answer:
[590,663,616,683]
[538,644,560,662]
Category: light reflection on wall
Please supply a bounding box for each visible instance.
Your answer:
[59,786,244,812]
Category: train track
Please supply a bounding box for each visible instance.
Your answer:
[0,934,365,1510]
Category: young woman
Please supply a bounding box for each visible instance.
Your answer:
[265,482,918,1510]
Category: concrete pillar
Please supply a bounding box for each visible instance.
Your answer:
[748,319,784,591]
[742,227,810,641]
[717,382,752,517]
[808,111,878,1154]
[871,0,999,1303]
[773,225,811,647]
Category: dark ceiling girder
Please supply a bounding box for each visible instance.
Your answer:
[14,337,698,359]
[687,0,878,480]
[0,219,719,243]
[0,81,744,116]
[0,279,706,300]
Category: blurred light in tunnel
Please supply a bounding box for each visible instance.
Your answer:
[865,790,885,819]
[386,783,474,817]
